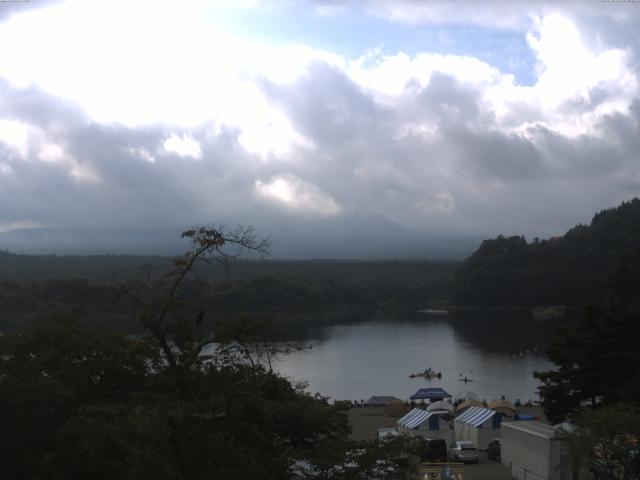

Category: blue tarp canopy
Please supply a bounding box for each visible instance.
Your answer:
[410,388,452,401]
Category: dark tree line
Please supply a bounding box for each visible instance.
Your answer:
[535,254,640,479]
[0,266,454,334]
[453,198,640,306]
[535,252,640,423]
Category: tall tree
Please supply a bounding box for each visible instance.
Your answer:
[535,254,640,423]
[0,225,415,479]
[111,225,271,373]
[561,404,640,480]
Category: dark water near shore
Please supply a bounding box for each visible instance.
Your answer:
[275,310,555,404]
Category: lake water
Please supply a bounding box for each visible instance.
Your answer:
[275,311,555,404]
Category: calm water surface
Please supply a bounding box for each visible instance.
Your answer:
[275,311,555,404]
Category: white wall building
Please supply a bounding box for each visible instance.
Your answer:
[501,421,587,480]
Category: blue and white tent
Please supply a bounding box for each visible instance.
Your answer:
[397,408,453,442]
[454,406,502,449]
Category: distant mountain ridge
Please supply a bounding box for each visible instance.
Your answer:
[0,206,481,259]
[453,198,640,306]
[217,205,480,259]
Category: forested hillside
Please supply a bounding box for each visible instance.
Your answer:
[0,257,457,333]
[453,198,640,306]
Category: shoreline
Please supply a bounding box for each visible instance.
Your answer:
[419,305,566,320]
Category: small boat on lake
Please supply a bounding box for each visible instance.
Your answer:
[409,367,442,379]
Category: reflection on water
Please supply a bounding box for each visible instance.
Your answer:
[450,309,552,355]
[275,311,555,404]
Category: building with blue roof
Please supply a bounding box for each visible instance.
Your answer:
[409,387,452,402]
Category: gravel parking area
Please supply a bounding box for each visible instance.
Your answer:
[347,406,397,440]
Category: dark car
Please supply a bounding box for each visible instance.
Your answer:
[487,439,501,462]
[419,438,448,463]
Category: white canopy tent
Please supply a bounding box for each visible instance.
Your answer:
[453,391,479,404]
[426,401,454,414]
[454,406,502,449]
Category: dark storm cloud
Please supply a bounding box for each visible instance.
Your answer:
[1,1,640,239]
[598,99,640,153]
[60,123,262,227]
[255,54,640,236]
[260,61,394,146]
[409,73,484,123]
[261,67,544,191]
[0,82,265,228]
[446,126,545,182]
[0,78,88,130]
[255,62,409,208]
[530,126,623,179]
[398,73,546,182]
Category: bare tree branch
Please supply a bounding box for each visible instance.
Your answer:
[110,224,270,372]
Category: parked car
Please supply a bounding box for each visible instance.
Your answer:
[487,438,501,462]
[419,438,448,463]
[377,427,399,442]
[448,441,479,463]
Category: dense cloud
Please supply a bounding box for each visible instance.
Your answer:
[0,2,639,238]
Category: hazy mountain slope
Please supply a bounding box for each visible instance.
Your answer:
[216,205,479,259]
[0,206,480,259]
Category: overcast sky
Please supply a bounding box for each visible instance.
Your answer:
[0,0,639,238]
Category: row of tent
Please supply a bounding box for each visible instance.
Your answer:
[397,405,504,449]
[408,398,517,415]
[408,388,517,415]
[398,406,502,430]
[367,390,517,418]
[395,406,584,479]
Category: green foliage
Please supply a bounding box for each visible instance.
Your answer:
[0,316,156,479]
[535,254,640,423]
[0,260,458,334]
[562,404,640,480]
[0,315,361,479]
[0,226,412,479]
[210,276,375,314]
[297,435,422,479]
[454,198,640,306]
